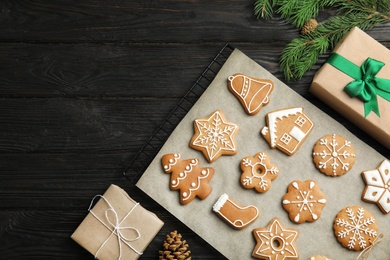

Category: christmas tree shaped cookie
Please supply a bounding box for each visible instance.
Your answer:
[161,153,214,205]
[228,73,274,115]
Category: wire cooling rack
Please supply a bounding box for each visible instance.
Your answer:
[123,43,234,183]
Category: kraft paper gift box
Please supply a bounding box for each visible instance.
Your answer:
[71,184,164,260]
[310,27,390,149]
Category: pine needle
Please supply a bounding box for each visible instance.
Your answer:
[254,0,390,80]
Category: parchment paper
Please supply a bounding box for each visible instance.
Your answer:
[136,49,389,259]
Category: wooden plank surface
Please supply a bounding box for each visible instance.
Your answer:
[0,1,389,259]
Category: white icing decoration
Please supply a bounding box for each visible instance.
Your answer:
[264,107,313,154]
[192,110,238,161]
[335,207,377,249]
[228,74,273,114]
[181,168,211,202]
[213,193,259,229]
[212,193,229,212]
[163,154,181,172]
[283,180,326,223]
[289,126,305,142]
[253,218,298,259]
[241,152,279,191]
[313,134,356,176]
[362,160,390,213]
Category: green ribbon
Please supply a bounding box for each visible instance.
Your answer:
[326,53,390,117]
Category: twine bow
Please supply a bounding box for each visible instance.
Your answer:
[327,53,390,117]
[88,195,143,260]
[356,233,386,260]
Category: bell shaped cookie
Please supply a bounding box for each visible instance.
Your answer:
[228,73,274,115]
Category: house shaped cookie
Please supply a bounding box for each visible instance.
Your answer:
[261,107,314,156]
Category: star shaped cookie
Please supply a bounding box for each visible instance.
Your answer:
[190,110,239,162]
[252,218,299,260]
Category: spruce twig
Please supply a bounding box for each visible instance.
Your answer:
[254,0,390,80]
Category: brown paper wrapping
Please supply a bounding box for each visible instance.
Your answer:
[310,27,390,149]
[71,184,164,260]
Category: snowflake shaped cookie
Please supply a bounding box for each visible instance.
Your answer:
[333,206,378,251]
[190,110,239,162]
[312,134,356,176]
[240,152,279,193]
[362,159,390,214]
[252,218,299,260]
[282,180,326,224]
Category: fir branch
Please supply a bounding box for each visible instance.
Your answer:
[254,0,390,80]
[254,0,275,19]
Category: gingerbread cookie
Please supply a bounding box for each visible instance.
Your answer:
[252,217,299,259]
[362,159,390,214]
[240,152,279,193]
[162,153,214,205]
[282,180,326,224]
[212,193,259,230]
[333,206,378,251]
[308,256,331,260]
[260,107,314,156]
[312,134,356,177]
[227,73,274,115]
[190,110,239,162]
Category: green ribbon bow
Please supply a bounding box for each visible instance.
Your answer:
[326,53,390,117]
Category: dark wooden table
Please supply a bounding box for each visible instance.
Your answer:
[0,1,389,259]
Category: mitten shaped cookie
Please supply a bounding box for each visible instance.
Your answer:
[228,73,274,115]
[162,153,214,205]
[240,152,279,193]
[212,193,259,230]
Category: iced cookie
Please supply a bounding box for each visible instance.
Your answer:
[362,159,390,214]
[260,107,314,156]
[308,256,331,260]
[282,180,326,224]
[312,134,356,177]
[227,73,274,115]
[240,152,279,193]
[333,206,378,251]
[162,153,214,205]
[190,110,239,162]
[252,217,299,259]
[212,193,259,230]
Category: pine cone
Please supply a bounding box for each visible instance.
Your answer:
[159,230,191,260]
[301,18,318,35]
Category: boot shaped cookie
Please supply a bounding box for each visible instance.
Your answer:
[213,193,259,230]
[228,73,274,115]
[162,153,214,205]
